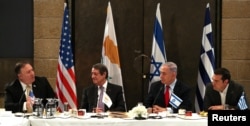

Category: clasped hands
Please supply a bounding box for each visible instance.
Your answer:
[208,104,235,110]
[148,105,168,113]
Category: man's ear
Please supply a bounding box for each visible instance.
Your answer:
[103,72,107,77]
[224,79,229,84]
[17,73,21,78]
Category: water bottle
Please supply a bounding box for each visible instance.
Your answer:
[34,98,43,117]
[45,98,56,118]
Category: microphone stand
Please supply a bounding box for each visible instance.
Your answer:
[18,88,27,113]
[150,85,164,119]
[152,86,163,106]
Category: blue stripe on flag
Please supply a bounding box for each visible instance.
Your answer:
[199,60,212,84]
[195,86,204,109]
[154,19,165,58]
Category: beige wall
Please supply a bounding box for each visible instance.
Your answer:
[221,0,250,101]
[34,0,64,89]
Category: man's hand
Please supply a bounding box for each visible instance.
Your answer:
[93,107,103,113]
[152,105,166,113]
[26,96,33,112]
[208,105,224,110]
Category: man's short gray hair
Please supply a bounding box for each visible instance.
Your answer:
[163,62,177,72]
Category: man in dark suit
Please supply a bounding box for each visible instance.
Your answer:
[204,68,249,110]
[144,62,192,113]
[4,61,55,113]
[80,63,125,112]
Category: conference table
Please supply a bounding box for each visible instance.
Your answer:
[0,113,207,126]
[28,113,207,126]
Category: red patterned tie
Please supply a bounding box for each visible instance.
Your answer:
[165,86,170,107]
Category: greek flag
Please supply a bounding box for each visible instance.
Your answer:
[170,93,183,109]
[149,3,167,91]
[238,92,248,110]
[195,3,215,112]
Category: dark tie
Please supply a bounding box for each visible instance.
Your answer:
[165,86,170,107]
[97,86,105,111]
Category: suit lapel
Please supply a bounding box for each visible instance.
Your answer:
[225,84,234,104]
[15,80,26,102]
[106,83,112,96]
[173,80,180,95]
[92,86,98,107]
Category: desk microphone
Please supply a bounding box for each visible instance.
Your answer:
[18,88,27,112]
[152,85,163,106]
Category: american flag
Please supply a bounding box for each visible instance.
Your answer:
[195,3,215,112]
[56,3,77,111]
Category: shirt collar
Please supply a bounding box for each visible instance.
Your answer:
[99,80,108,90]
[20,80,32,91]
[168,79,177,91]
[221,83,229,94]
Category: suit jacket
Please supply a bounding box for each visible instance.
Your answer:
[204,80,249,111]
[80,82,125,112]
[4,76,55,113]
[144,80,192,113]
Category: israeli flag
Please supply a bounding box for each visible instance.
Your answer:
[149,3,167,91]
[238,92,248,110]
[170,93,183,109]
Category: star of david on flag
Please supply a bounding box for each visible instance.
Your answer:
[150,57,162,80]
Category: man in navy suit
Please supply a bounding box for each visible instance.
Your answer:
[204,68,249,110]
[144,62,192,113]
[4,61,55,113]
[80,63,125,112]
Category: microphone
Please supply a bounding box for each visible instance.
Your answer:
[148,85,164,118]
[152,85,164,106]
[90,94,100,118]
[18,88,27,113]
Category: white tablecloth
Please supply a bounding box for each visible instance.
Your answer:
[29,113,207,126]
[0,116,29,126]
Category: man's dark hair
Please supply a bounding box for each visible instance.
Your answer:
[14,61,31,75]
[92,63,109,79]
[214,68,231,81]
